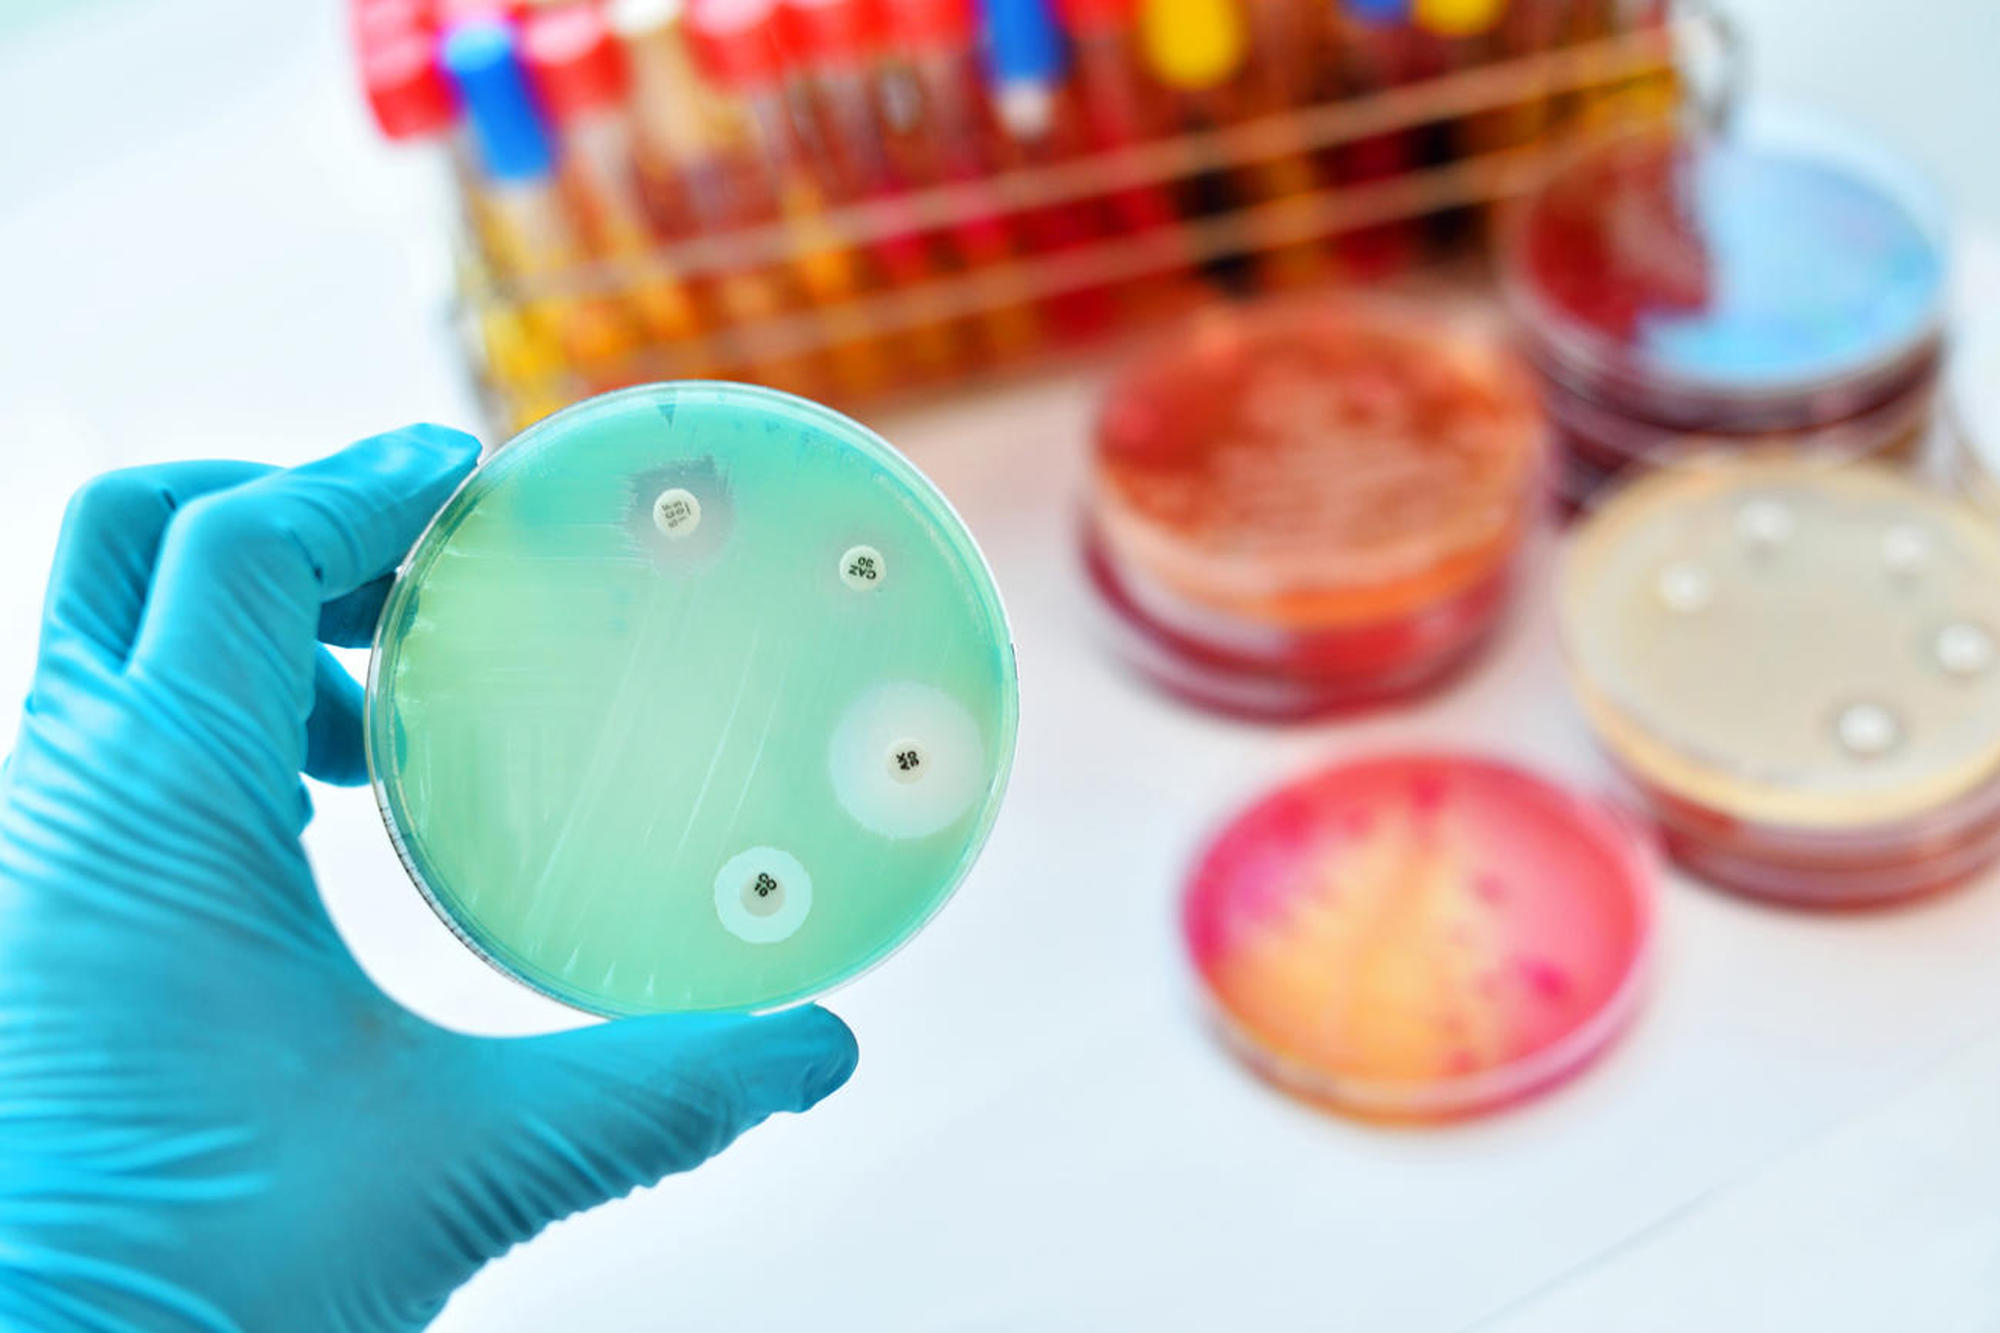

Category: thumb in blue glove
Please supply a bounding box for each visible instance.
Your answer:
[0,425,858,1332]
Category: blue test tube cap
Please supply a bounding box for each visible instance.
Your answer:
[981,0,1066,86]
[441,18,555,182]
[1346,0,1409,21]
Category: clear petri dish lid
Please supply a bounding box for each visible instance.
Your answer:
[1183,753,1656,1121]
[1559,455,2000,833]
[1089,296,1546,629]
[1500,108,1949,423]
[367,382,1018,1015]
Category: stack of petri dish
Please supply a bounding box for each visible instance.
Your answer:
[1501,117,1949,510]
[1183,753,1657,1120]
[1083,298,1547,719]
[1560,456,2000,907]
[368,382,1018,1013]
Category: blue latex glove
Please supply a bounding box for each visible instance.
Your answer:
[0,427,858,1331]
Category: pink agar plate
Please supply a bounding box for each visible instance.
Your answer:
[1184,754,1656,1120]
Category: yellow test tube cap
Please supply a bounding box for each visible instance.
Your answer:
[1414,0,1506,36]
[1139,0,1246,90]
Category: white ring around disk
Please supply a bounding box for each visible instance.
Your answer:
[829,681,986,839]
[713,846,813,944]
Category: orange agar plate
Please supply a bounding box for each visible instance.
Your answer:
[1086,300,1545,717]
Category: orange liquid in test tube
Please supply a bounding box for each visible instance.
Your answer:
[444,18,644,392]
[609,0,826,394]
[783,0,970,381]
[689,0,901,398]
[876,0,1044,363]
[981,0,1120,341]
[1138,0,1326,290]
[522,4,714,376]
[1327,0,1422,277]
[1054,0,1207,313]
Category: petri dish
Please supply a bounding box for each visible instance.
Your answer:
[1184,754,1655,1120]
[1084,298,1546,719]
[1501,117,1947,506]
[368,383,1018,1014]
[1560,457,2000,906]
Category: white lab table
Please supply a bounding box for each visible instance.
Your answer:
[5,1,2000,1327]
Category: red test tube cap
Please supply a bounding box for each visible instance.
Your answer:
[521,4,630,118]
[782,0,881,66]
[688,0,786,85]
[435,0,526,25]
[1053,0,1133,35]
[360,29,457,139]
[353,0,436,42]
[877,0,972,48]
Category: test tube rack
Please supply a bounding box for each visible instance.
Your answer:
[426,2,1737,430]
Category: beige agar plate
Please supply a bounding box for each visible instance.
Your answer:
[1561,459,2000,833]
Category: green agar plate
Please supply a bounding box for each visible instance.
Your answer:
[367,384,1018,1014]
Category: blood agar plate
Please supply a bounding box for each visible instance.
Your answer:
[1184,755,1655,1120]
[1503,119,1947,506]
[1561,458,2000,905]
[1085,299,1546,718]
[368,383,1017,1014]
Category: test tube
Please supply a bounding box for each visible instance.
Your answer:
[1054,0,1205,308]
[1410,0,1507,71]
[607,0,825,393]
[980,0,1116,339]
[1138,0,1326,289]
[357,20,469,233]
[1408,0,1508,245]
[874,0,1044,362]
[781,0,969,379]
[442,19,642,393]
[520,4,712,370]
[1596,0,1680,124]
[1556,0,1641,128]
[688,0,900,396]
[1468,0,1567,166]
[1328,0,1421,275]
[360,19,572,426]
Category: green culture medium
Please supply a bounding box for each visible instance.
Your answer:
[367,384,1019,1014]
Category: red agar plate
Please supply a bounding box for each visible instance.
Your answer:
[1184,754,1656,1120]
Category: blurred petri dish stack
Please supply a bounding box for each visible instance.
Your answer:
[1559,457,2000,907]
[1082,298,1547,719]
[368,382,1018,1013]
[1183,754,1656,1121]
[1502,117,1949,509]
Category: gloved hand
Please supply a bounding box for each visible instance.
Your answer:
[0,426,858,1332]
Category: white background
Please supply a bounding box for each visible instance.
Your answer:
[4,1,2000,1327]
